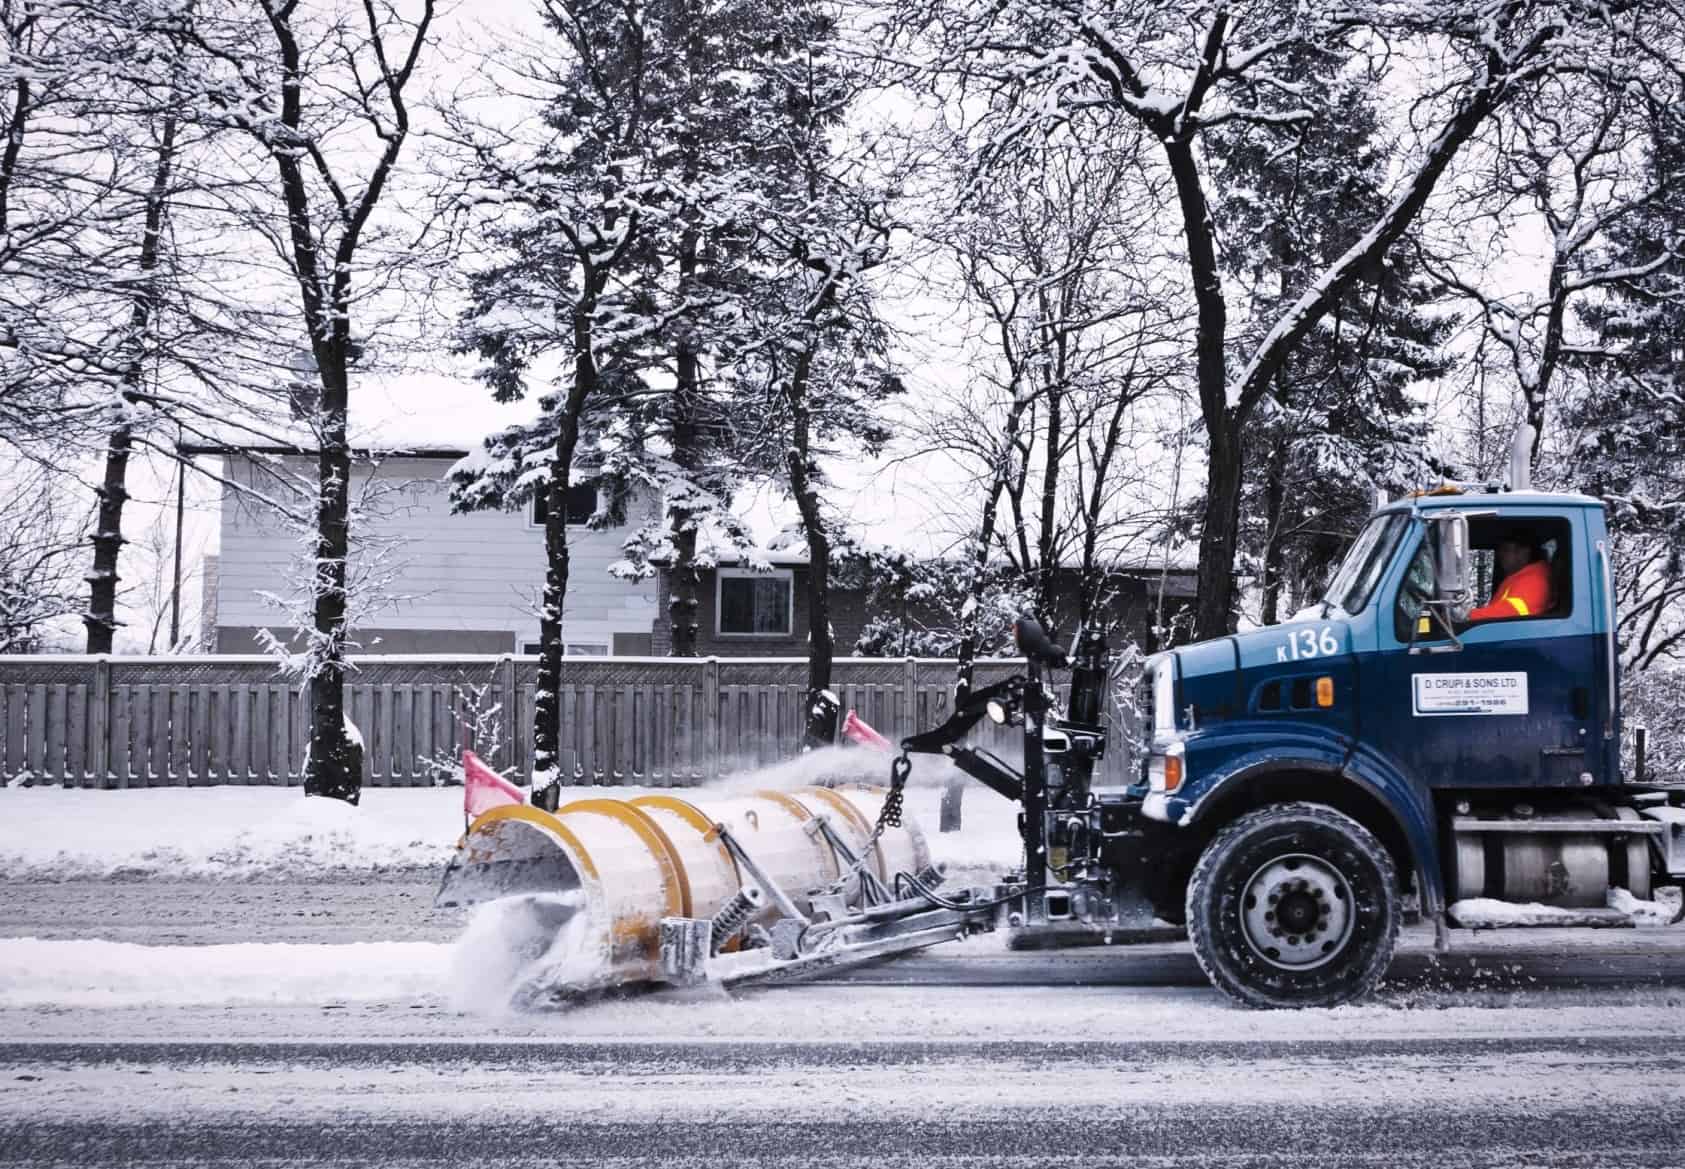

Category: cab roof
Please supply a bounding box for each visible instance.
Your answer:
[1377,487,1605,515]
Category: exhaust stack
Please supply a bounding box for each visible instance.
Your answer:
[1509,423,1536,492]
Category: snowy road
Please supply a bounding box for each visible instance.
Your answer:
[5,890,1685,1166]
[4,1027,1685,1167]
[5,843,1685,1164]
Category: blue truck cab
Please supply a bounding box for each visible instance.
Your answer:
[1124,485,1677,1007]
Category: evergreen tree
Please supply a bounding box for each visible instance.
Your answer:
[1570,107,1685,680]
[605,0,857,657]
[446,0,662,783]
[724,4,902,715]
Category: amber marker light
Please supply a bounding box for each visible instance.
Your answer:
[1316,676,1335,707]
[1164,754,1183,791]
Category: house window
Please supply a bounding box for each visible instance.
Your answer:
[521,641,609,656]
[530,482,598,528]
[717,569,793,637]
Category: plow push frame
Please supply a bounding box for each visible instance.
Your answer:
[651,615,1169,991]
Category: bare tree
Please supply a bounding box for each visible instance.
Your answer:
[0,3,271,652]
[909,130,1182,691]
[182,0,438,802]
[0,464,88,653]
[0,0,118,457]
[120,498,208,654]
[1419,77,1685,476]
[84,86,187,653]
[905,0,1649,639]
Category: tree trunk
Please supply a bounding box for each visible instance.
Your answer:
[85,110,178,653]
[785,349,832,708]
[533,305,599,781]
[304,355,358,802]
[1259,437,1288,627]
[955,397,1031,699]
[666,143,704,657]
[85,428,132,654]
[667,341,703,657]
[953,501,1000,702]
[1160,135,1234,641]
[1526,253,1570,471]
[1035,383,1061,625]
[532,467,571,782]
[1193,420,1243,640]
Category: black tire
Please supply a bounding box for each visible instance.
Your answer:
[1186,802,1399,1009]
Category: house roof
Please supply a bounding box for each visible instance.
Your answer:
[176,369,542,458]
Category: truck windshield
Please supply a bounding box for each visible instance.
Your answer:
[1320,513,1407,615]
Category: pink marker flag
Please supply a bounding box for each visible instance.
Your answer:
[463,750,525,827]
[841,709,893,752]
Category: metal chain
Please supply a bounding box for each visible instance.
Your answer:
[836,752,911,887]
[879,753,910,828]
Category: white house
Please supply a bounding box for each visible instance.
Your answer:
[186,372,661,656]
[195,448,660,655]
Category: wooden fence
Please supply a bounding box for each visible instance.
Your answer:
[0,655,1140,788]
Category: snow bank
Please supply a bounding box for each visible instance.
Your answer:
[0,753,1025,884]
[0,787,463,881]
[0,938,451,1007]
[1609,885,1684,926]
[1449,899,1617,928]
[1450,886,1683,929]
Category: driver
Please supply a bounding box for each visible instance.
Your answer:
[1468,534,1553,621]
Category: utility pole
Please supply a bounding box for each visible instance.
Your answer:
[170,439,186,649]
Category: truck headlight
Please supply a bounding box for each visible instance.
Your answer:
[1147,741,1185,794]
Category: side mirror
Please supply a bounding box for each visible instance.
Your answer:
[1433,514,1470,600]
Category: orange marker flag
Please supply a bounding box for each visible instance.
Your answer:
[841,709,893,752]
[463,750,524,829]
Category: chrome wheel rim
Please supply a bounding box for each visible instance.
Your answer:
[1240,853,1354,970]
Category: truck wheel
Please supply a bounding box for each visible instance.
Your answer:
[1186,802,1399,1009]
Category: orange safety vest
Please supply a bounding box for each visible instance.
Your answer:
[1469,559,1553,621]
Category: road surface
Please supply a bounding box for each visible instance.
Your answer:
[3,878,1685,1166]
[4,1021,1685,1167]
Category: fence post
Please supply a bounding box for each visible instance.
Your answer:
[902,657,918,739]
[703,657,720,781]
[89,656,111,789]
[497,653,517,775]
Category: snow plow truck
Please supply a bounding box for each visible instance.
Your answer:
[438,446,1684,1009]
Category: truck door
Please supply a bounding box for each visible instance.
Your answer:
[1369,511,1606,789]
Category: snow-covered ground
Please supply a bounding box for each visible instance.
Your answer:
[0,761,1029,1013]
[0,786,458,881]
[1451,888,1683,928]
[0,937,449,1008]
[0,754,1024,883]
